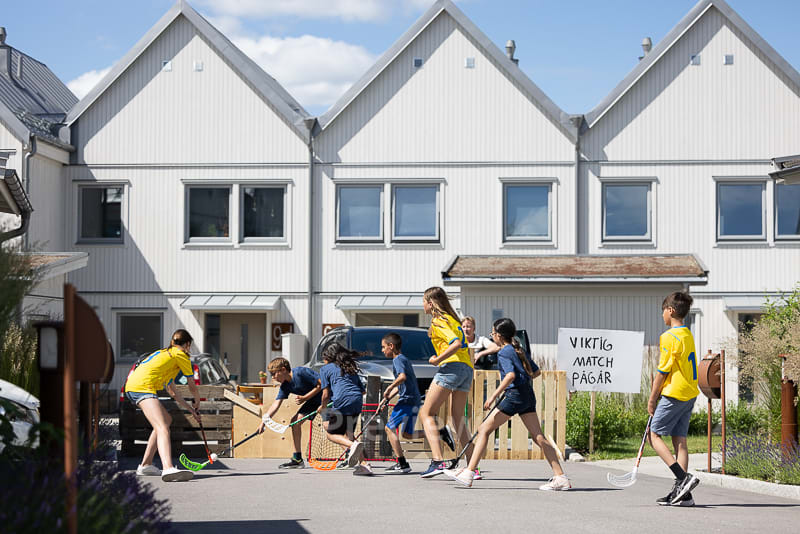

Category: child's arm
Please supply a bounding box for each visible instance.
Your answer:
[383,373,406,401]
[320,387,332,414]
[258,398,284,433]
[485,372,515,410]
[647,373,666,416]
[429,338,462,366]
[296,380,322,405]
[475,339,500,361]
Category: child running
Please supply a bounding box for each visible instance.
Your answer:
[257,357,322,469]
[380,332,425,474]
[318,343,370,475]
[444,318,571,490]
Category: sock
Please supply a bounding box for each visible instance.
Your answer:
[669,462,686,480]
[398,456,409,467]
[292,452,302,461]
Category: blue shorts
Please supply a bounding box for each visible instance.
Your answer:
[433,362,473,392]
[497,386,537,417]
[125,391,157,405]
[651,396,696,437]
[386,403,420,434]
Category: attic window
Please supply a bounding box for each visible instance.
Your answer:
[690,54,701,66]
[413,57,423,68]
[723,54,734,65]
[193,60,204,72]
[464,57,475,69]
[161,60,172,72]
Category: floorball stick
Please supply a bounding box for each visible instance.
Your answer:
[607,415,652,487]
[179,430,261,471]
[447,392,506,470]
[262,402,333,434]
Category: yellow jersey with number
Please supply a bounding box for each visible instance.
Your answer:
[125,347,193,394]
[657,326,699,402]
[429,314,473,368]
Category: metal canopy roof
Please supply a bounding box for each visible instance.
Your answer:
[723,296,768,312]
[180,295,281,311]
[335,295,424,310]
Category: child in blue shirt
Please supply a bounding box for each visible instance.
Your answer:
[257,357,322,468]
[319,343,367,472]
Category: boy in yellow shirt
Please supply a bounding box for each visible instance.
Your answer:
[648,291,700,506]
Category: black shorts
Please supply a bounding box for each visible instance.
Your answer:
[497,386,537,417]
[324,410,360,436]
[297,393,322,416]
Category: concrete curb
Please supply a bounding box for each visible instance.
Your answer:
[694,470,800,501]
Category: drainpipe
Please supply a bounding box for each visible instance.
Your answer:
[304,118,317,359]
[23,136,36,249]
[569,115,584,254]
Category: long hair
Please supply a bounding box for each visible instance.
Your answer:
[424,286,461,323]
[322,342,360,376]
[493,318,535,378]
[169,329,193,349]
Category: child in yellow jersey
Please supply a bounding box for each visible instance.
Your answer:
[648,292,700,506]
[418,286,470,478]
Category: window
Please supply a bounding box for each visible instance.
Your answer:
[392,185,439,242]
[337,186,382,241]
[775,183,800,239]
[717,182,765,240]
[602,182,651,241]
[241,186,284,241]
[187,186,230,241]
[205,314,221,358]
[79,186,123,242]
[355,313,419,327]
[504,184,551,241]
[118,313,162,361]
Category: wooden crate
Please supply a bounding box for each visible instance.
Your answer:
[120,385,233,458]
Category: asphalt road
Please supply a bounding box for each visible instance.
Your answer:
[131,458,800,533]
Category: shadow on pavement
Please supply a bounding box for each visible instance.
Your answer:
[693,503,800,508]
[171,520,309,533]
[192,472,286,479]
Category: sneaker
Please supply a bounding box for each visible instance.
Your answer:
[453,468,474,487]
[420,460,447,478]
[279,458,305,469]
[670,473,699,505]
[473,468,483,480]
[656,479,681,506]
[385,463,412,474]
[442,467,464,480]
[539,474,571,491]
[675,492,695,507]
[353,464,374,476]
[347,441,364,467]
[136,464,161,476]
[336,460,350,470]
[440,426,456,452]
[161,467,193,482]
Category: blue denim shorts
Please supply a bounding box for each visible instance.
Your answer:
[125,391,158,405]
[433,362,473,392]
[387,402,420,434]
[651,396,696,437]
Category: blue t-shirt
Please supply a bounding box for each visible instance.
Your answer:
[392,354,421,406]
[276,366,320,400]
[497,344,539,391]
[319,362,364,415]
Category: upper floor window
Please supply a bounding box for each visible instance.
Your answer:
[392,185,439,242]
[336,185,383,242]
[775,183,800,240]
[242,186,284,241]
[503,184,551,242]
[187,186,230,241]
[717,182,765,240]
[79,186,123,242]
[602,182,651,241]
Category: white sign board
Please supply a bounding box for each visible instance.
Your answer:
[557,328,644,393]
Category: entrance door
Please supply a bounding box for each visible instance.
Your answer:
[220,314,266,384]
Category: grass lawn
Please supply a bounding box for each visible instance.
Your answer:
[584,435,723,461]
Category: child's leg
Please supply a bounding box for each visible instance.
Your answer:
[138,398,174,470]
[649,431,678,467]
[673,435,689,471]
[449,390,472,459]
[289,412,303,455]
[466,409,509,471]
[419,383,450,460]
[385,425,404,458]
[519,411,564,476]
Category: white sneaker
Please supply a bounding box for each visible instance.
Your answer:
[161,467,193,482]
[453,468,474,487]
[442,468,464,480]
[347,441,364,467]
[136,464,161,476]
[539,475,571,491]
[353,464,374,476]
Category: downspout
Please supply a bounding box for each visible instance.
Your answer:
[569,115,583,255]
[304,118,317,359]
[23,136,36,249]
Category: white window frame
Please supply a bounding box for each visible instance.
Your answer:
[601,180,653,243]
[335,184,384,243]
[715,179,766,242]
[76,183,126,245]
[501,181,553,243]
[116,311,164,363]
[239,185,287,243]
[184,185,233,244]
[774,182,800,241]
[391,184,440,243]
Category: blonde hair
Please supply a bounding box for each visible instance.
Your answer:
[268,357,291,373]
[424,286,461,323]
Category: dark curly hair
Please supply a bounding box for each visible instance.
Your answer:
[322,343,361,376]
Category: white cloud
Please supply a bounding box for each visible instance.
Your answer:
[197,0,442,22]
[67,66,112,99]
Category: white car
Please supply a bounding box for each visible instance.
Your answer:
[0,378,40,452]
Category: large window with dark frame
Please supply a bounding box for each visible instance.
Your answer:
[392,185,439,242]
[79,186,123,242]
[187,186,230,241]
[336,185,383,241]
[241,186,284,241]
[602,182,651,241]
[775,183,800,240]
[717,182,765,241]
[118,313,162,362]
[503,184,551,241]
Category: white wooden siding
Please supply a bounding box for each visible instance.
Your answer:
[316,11,575,163]
[583,7,800,161]
[27,154,67,251]
[72,15,307,165]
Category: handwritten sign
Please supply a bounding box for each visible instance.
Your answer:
[557,328,644,393]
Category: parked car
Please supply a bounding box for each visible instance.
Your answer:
[0,378,40,452]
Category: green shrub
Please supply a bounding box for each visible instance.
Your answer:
[724,401,768,435]
[689,407,721,435]
[0,323,39,397]
[566,392,629,451]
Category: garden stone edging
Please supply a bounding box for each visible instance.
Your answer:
[694,470,800,501]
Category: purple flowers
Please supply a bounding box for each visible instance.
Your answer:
[725,433,800,485]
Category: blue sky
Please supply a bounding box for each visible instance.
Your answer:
[4,0,799,116]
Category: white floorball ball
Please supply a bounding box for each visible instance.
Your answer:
[210,453,218,462]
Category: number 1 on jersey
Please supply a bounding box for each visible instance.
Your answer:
[688,352,697,380]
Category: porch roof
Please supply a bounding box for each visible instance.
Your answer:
[180,294,281,311]
[335,294,423,310]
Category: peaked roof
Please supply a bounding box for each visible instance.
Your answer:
[65,0,311,142]
[318,0,578,143]
[585,0,800,128]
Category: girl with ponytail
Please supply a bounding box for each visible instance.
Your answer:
[443,318,571,491]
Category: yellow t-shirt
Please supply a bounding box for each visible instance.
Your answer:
[657,326,699,401]
[125,347,193,394]
[429,314,473,368]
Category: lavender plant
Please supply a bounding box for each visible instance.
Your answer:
[725,433,800,485]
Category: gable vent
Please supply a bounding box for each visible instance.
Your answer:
[413,57,423,68]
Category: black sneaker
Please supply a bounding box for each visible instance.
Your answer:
[385,463,412,474]
[671,473,699,504]
[440,426,456,452]
[279,458,304,469]
[675,492,695,507]
[656,479,680,506]
[420,460,447,478]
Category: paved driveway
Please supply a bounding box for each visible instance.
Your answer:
[133,458,800,533]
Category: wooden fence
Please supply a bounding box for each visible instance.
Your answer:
[120,385,233,457]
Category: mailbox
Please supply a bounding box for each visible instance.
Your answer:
[698,351,721,399]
